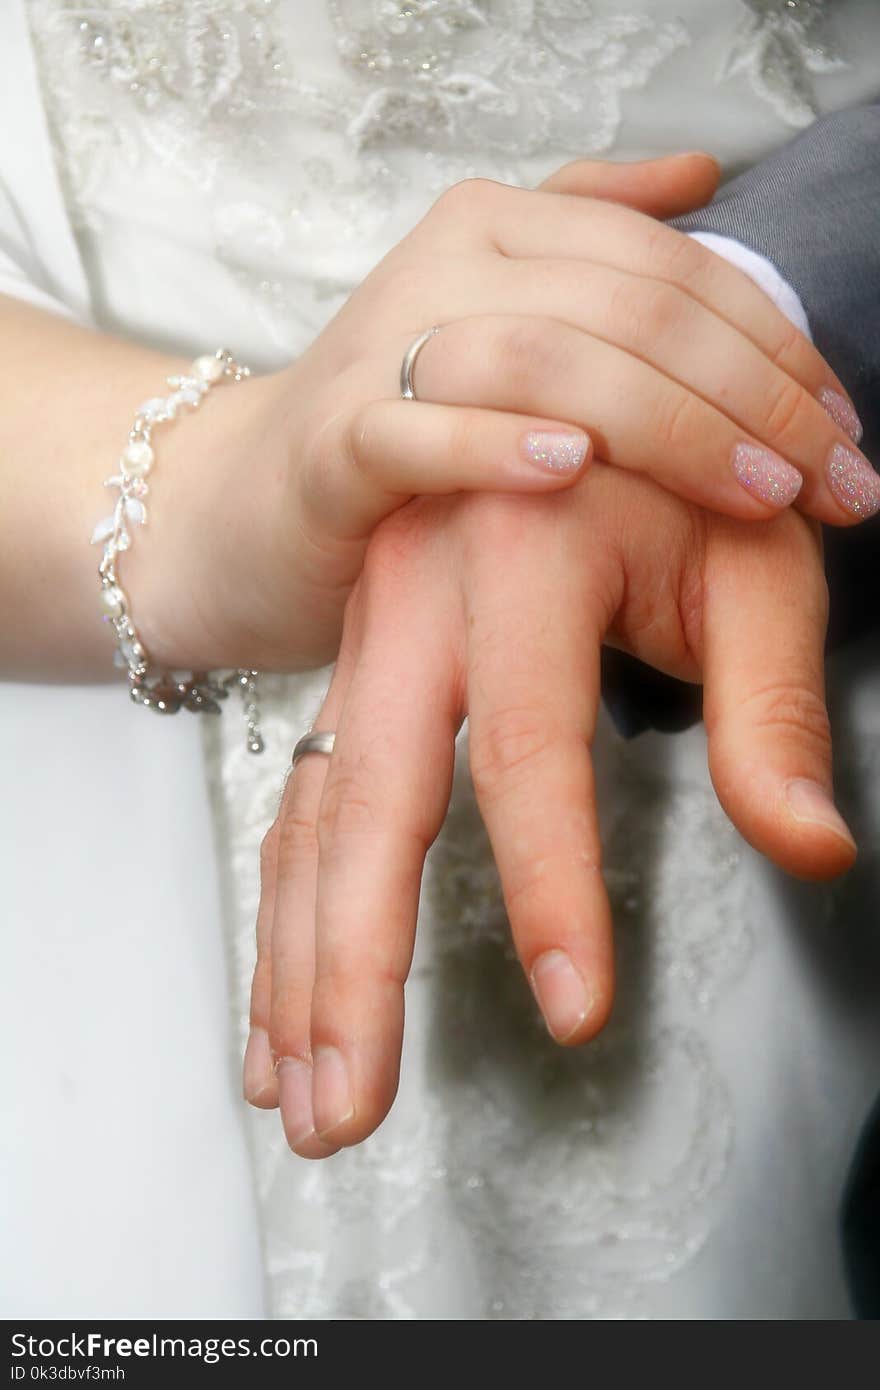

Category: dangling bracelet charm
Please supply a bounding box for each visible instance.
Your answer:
[92,348,264,753]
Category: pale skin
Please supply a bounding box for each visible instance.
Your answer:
[250,472,857,1160]
[0,155,869,682]
[236,165,869,1158]
[0,155,864,1162]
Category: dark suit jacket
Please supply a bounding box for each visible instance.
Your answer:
[603,101,880,1318]
[604,102,880,731]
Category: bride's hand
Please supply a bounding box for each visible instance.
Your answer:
[136,156,869,676]
[245,472,856,1155]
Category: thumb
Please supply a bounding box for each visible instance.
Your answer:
[538,151,721,218]
[701,514,856,882]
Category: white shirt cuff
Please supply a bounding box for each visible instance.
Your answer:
[686,230,812,339]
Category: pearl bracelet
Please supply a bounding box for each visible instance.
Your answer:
[92,348,264,753]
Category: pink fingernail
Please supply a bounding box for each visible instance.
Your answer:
[731,443,803,508]
[818,387,863,445]
[529,949,594,1043]
[785,778,856,850]
[826,443,880,519]
[277,1057,316,1148]
[242,1026,275,1104]
[522,430,589,474]
[312,1046,354,1137]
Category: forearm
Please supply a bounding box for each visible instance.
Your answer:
[0,294,274,680]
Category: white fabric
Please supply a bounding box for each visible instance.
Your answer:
[0,192,77,319]
[0,685,266,1319]
[687,231,813,340]
[0,1,265,1322]
[2,0,880,1320]
[0,0,90,320]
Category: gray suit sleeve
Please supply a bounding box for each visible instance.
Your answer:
[605,104,880,737]
[671,103,880,445]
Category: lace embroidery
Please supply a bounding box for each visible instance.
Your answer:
[30,1,690,180]
[25,0,692,331]
[22,0,861,1323]
[204,676,759,1319]
[328,1,690,156]
[721,0,846,128]
[27,0,852,342]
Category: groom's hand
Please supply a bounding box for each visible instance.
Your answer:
[247,468,854,1157]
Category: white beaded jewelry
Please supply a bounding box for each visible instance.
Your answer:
[93,349,264,753]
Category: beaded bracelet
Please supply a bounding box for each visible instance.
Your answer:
[92,348,264,753]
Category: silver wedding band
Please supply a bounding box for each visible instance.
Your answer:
[400,325,441,401]
[291,730,336,768]
[292,330,438,775]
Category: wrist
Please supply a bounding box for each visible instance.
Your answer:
[120,361,286,673]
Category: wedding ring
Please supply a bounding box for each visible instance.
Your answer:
[400,326,441,401]
[291,730,336,767]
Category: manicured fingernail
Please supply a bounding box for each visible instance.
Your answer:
[818,388,863,445]
[242,1026,274,1104]
[785,778,856,850]
[530,949,594,1042]
[276,1057,316,1148]
[731,443,803,507]
[826,443,880,519]
[522,430,589,474]
[312,1046,354,1137]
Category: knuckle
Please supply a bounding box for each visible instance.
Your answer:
[496,318,572,399]
[607,276,684,347]
[762,377,808,446]
[434,176,500,222]
[469,706,557,800]
[316,764,380,847]
[741,681,832,752]
[446,408,486,468]
[654,387,701,454]
[314,953,407,997]
[768,315,803,370]
[647,222,706,286]
[275,806,319,877]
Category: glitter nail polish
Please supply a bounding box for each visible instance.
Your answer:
[818,387,863,445]
[522,430,589,474]
[826,443,880,518]
[731,443,803,507]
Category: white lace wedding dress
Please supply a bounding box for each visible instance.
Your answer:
[3,0,880,1320]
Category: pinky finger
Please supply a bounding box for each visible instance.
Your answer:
[308,397,592,538]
